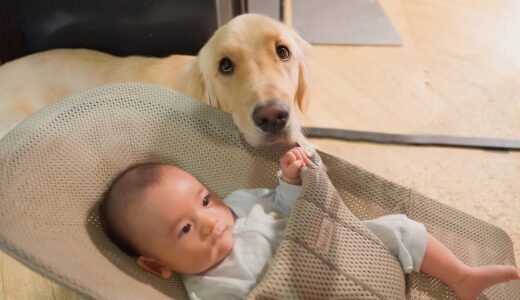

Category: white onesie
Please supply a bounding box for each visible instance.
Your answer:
[183,173,427,300]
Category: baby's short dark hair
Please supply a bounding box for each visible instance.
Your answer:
[99,162,166,256]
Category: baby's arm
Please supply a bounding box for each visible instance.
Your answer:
[271,147,311,215]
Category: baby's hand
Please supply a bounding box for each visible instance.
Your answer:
[280,147,311,185]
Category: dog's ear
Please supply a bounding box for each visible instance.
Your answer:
[181,61,212,105]
[293,30,312,112]
[186,46,221,109]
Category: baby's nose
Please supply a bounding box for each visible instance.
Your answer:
[200,216,217,237]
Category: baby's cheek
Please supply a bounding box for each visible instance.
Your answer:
[219,232,234,257]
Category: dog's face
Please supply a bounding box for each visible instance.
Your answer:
[195,14,311,147]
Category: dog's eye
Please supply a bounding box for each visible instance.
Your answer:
[219,58,234,75]
[276,45,291,61]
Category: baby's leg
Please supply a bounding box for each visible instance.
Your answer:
[362,214,428,274]
[420,234,520,300]
[363,214,520,299]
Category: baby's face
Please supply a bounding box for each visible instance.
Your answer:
[126,166,235,275]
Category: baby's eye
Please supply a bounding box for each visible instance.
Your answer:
[202,196,210,206]
[181,224,191,235]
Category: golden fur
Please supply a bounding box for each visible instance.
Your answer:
[0,14,311,146]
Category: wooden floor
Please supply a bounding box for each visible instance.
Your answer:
[1,0,520,298]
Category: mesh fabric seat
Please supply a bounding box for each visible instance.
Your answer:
[0,83,518,299]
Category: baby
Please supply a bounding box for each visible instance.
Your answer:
[100,147,520,300]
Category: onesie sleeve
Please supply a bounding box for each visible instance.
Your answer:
[223,170,302,218]
[271,170,303,216]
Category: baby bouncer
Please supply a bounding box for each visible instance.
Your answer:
[0,83,518,299]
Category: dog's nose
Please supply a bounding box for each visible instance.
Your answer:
[252,101,289,134]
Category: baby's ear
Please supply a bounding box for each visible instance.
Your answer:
[137,256,173,279]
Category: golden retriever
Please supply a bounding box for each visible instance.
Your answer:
[0,13,310,146]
